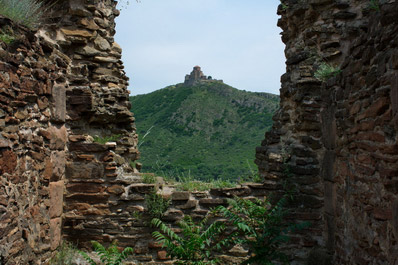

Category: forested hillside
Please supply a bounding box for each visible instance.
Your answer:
[130,81,279,181]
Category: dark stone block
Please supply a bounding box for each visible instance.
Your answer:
[333,11,357,19]
[286,51,309,65]
[66,193,110,204]
[69,142,108,152]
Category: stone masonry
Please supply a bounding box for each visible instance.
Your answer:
[1,0,398,264]
[256,0,398,264]
[0,17,68,264]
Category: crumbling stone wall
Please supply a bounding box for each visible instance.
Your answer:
[116,181,268,264]
[3,0,397,264]
[256,0,398,264]
[0,17,68,264]
[36,0,141,250]
[0,0,140,263]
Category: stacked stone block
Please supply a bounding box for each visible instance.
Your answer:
[256,0,398,264]
[0,17,67,264]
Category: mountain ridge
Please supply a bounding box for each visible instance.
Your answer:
[130,81,279,181]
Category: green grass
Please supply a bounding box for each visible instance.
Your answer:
[142,173,156,184]
[0,0,46,28]
[50,241,80,265]
[130,82,279,182]
[93,134,121,144]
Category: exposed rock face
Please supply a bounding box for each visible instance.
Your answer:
[256,1,398,264]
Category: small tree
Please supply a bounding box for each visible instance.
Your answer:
[151,215,231,264]
[218,196,309,265]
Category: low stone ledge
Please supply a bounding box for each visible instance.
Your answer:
[199,198,227,207]
[209,186,251,197]
[171,191,190,201]
[69,142,109,152]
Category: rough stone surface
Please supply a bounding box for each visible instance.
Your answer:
[256,1,398,264]
[0,16,67,264]
[2,0,397,264]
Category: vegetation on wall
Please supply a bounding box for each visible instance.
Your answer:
[0,0,47,28]
[314,62,341,82]
[145,190,170,219]
[130,82,279,182]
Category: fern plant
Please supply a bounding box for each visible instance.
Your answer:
[80,241,133,265]
[151,215,231,264]
[218,196,309,265]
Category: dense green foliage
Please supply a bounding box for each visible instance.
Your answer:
[0,0,47,28]
[80,241,133,265]
[145,190,170,219]
[217,196,309,265]
[152,215,230,264]
[130,81,279,181]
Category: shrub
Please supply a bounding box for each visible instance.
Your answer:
[314,62,341,82]
[145,190,170,219]
[217,196,310,265]
[142,173,156,184]
[0,0,47,28]
[80,241,133,265]
[151,215,230,264]
[50,241,80,265]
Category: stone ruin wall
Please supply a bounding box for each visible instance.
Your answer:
[38,0,141,250]
[0,0,141,263]
[0,17,68,263]
[1,0,398,264]
[256,0,398,264]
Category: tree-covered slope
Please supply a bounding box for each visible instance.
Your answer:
[130,81,279,182]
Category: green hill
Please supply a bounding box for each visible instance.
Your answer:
[129,81,279,182]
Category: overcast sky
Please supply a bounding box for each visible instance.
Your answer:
[114,0,284,96]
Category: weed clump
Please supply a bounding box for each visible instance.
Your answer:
[145,190,170,219]
[93,134,121,145]
[314,62,341,82]
[0,0,47,28]
[0,32,15,44]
